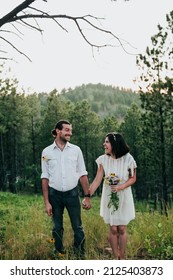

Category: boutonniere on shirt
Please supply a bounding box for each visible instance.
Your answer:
[42,156,48,161]
[104,173,121,213]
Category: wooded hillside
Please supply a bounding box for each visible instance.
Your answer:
[62,83,140,119]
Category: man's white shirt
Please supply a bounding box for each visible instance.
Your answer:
[41,141,88,191]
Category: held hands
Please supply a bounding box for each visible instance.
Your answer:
[82,197,92,210]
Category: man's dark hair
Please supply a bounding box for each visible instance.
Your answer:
[51,120,71,137]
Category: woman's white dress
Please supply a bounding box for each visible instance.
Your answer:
[96,153,137,226]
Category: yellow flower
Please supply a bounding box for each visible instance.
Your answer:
[48,238,55,244]
[42,156,47,161]
[58,252,65,257]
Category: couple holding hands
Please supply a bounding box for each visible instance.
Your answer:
[41,120,137,260]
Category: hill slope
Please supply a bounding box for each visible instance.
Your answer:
[61,83,140,119]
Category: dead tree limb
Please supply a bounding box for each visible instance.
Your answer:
[0,0,134,61]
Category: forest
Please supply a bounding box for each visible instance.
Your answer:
[0,76,172,215]
[0,10,173,219]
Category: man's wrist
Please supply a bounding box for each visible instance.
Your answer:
[84,193,91,198]
[84,188,90,197]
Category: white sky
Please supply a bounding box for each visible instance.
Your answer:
[1,0,173,93]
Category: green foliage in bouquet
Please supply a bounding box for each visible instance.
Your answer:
[104,173,120,213]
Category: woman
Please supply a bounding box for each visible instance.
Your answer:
[88,133,137,260]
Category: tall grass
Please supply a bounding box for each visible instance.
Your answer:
[0,192,173,260]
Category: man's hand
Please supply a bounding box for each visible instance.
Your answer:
[82,198,92,210]
[45,202,53,216]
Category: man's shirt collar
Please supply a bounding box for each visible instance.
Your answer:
[52,141,72,150]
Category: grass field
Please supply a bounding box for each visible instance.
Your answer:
[0,192,173,260]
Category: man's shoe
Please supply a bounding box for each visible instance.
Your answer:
[53,249,66,259]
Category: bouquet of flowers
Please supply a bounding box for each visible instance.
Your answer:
[104,173,120,213]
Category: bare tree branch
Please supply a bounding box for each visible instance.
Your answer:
[10,13,133,50]
[0,36,31,61]
[29,6,68,32]
[0,0,135,61]
[10,23,25,36]
[20,19,43,32]
[0,0,36,28]
[0,29,23,41]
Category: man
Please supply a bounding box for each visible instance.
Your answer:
[41,120,91,259]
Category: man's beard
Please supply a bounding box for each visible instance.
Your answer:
[60,135,68,144]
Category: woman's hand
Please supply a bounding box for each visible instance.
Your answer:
[111,169,137,193]
[110,184,124,192]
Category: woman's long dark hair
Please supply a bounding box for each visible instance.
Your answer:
[106,133,130,159]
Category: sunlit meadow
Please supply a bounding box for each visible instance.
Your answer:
[0,192,173,260]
